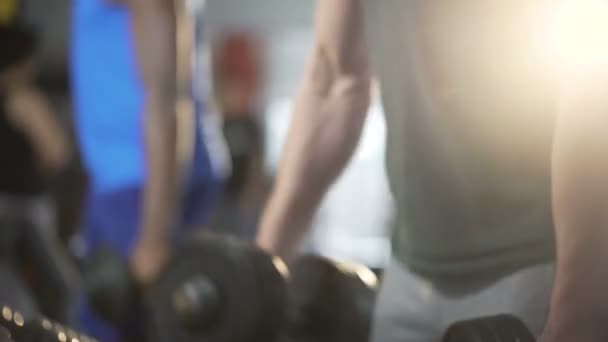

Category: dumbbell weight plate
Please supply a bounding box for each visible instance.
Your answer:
[84,246,137,324]
[505,316,535,341]
[443,314,535,342]
[247,246,288,342]
[442,316,497,342]
[486,315,535,342]
[146,234,286,342]
[285,255,377,342]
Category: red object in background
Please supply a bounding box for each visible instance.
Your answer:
[214,32,262,119]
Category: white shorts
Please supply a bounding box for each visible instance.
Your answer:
[371,258,554,342]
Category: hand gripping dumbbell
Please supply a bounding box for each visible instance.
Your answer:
[149,244,379,342]
[84,232,379,342]
[85,234,287,342]
[0,303,98,342]
[150,247,379,342]
[442,314,536,342]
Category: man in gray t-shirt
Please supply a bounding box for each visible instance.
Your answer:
[257,1,608,341]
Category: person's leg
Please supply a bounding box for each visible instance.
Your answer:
[370,259,442,342]
[76,187,142,342]
[438,263,554,337]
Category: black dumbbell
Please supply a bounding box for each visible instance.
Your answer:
[442,314,536,342]
[283,255,379,342]
[149,249,378,342]
[0,303,98,342]
[85,232,379,342]
[84,233,287,342]
[146,235,287,342]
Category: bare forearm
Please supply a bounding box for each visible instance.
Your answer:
[129,0,177,243]
[175,0,196,171]
[257,0,370,260]
[257,72,370,259]
[544,72,608,341]
[176,0,193,97]
[142,105,177,243]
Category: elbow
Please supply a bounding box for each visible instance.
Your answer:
[303,45,372,122]
[330,50,373,115]
[333,72,372,116]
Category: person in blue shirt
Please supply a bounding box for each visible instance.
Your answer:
[71,0,225,340]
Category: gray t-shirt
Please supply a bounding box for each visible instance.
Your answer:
[361,0,557,276]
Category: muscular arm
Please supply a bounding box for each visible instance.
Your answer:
[126,0,177,252]
[257,0,371,260]
[541,3,608,339]
[544,69,608,341]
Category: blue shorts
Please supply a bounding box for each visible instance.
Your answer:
[76,179,221,341]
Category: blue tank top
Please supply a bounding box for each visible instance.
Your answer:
[72,0,228,193]
[71,0,145,192]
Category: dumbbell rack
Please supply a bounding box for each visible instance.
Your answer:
[0,304,97,342]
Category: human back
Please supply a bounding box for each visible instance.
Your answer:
[361,0,558,276]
